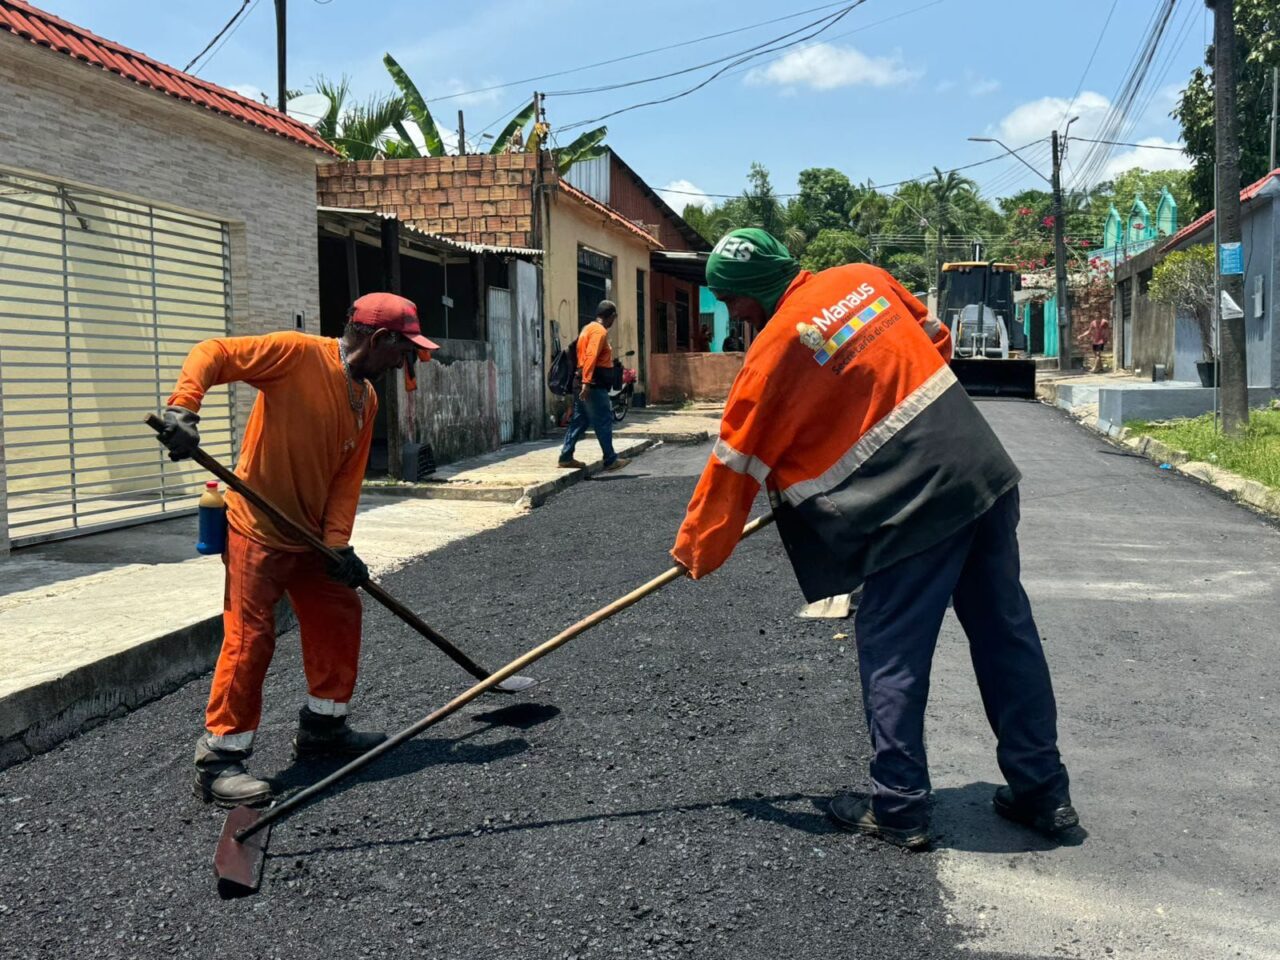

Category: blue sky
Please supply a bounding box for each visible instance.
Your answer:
[47,0,1208,208]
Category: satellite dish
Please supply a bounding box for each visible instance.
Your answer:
[286,93,332,126]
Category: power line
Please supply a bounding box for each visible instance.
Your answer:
[555,2,865,132]
[1068,136,1186,152]
[1060,0,1120,126]
[412,0,856,105]
[189,0,262,76]
[184,0,252,73]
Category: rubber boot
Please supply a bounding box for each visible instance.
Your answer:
[292,707,388,759]
[193,735,272,808]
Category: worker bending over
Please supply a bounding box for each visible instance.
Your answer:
[157,293,437,807]
[672,229,1077,849]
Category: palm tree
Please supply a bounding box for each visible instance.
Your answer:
[309,75,412,160]
[923,167,978,286]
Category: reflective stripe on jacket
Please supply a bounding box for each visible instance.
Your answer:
[672,263,1020,601]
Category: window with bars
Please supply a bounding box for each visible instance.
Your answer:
[0,171,233,545]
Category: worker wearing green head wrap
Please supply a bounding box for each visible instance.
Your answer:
[706,228,801,327]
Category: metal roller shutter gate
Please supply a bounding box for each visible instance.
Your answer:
[0,171,234,546]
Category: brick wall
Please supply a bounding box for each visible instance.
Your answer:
[316,154,539,249]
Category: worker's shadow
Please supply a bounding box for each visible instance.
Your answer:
[928,781,1088,853]
[268,702,561,802]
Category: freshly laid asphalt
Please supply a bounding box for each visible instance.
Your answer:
[2,400,1277,959]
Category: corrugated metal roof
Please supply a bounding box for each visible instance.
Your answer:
[317,207,542,257]
[1162,167,1280,251]
[1,0,338,156]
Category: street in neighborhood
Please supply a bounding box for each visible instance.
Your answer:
[2,402,1278,959]
[3,0,1280,958]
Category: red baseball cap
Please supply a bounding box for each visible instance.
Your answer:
[350,293,440,351]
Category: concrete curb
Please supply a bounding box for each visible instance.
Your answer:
[1046,390,1280,522]
[0,601,296,771]
[363,438,663,509]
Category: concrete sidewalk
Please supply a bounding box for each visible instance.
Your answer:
[0,406,713,770]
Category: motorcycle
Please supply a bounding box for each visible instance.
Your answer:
[610,350,637,422]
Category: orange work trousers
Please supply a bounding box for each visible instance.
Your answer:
[205,528,363,736]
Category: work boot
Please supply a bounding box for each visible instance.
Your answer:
[602,457,631,473]
[828,793,931,851]
[557,458,586,469]
[993,785,1080,836]
[193,735,272,808]
[292,707,387,759]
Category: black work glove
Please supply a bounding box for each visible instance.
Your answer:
[157,406,200,461]
[326,546,369,588]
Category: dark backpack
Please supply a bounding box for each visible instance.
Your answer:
[547,337,578,396]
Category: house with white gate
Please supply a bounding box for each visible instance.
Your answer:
[0,0,336,555]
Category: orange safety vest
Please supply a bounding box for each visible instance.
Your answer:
[672,264,1020,601]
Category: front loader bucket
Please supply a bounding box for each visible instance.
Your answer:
[950,358,1037,399]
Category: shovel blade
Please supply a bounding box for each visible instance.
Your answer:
[494,674,539,694]
[214,805,271,898]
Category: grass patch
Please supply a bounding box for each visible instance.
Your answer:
[1128,409,1280,488]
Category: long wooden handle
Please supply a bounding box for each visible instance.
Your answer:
[237,512,777,839]
[145,413,496,682]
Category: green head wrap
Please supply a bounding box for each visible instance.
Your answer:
[706,228,801,317]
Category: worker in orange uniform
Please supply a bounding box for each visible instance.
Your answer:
[672,229,1077,850]
[557,299,630,472]
[156,293,437,807]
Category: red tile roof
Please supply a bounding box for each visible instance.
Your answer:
[0,0,337,156]
[1162,167,1280,251]
[557,179,661,247]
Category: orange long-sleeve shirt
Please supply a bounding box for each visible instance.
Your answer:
[576,320,613,386]
[167,331,377,551]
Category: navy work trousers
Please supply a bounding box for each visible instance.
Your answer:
[853,486,1069,827]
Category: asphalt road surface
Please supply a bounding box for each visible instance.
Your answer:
[1,401,1276,959]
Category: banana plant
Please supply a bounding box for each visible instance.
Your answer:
[555,126,608,176]
[383,53,446,157]
[489,99,538,154]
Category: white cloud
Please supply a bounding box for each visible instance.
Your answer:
[993,90,1112,144]
[658,179,712,213]
[968,76,1000,96]
[1101,137,1191,179]
[935,78,957,93]
[745,43,921,91]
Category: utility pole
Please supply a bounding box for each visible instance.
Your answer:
[1051,129,1073,372]
[1211,0,1248,433]
[1270,65,1278,172]
[457,110,466,156]
[274,0,286,112]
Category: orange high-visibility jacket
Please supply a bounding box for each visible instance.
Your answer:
[168,332,377,551]
[672,264,1020,601]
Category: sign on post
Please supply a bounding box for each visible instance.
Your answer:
[1219,242,1244,275]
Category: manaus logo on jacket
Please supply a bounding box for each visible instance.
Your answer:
[796,281,892,366]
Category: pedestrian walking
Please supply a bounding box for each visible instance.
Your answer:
[670,228,1078,850]
[558,299,630,472]
[1079,316,1111,372]
[155,293,437,807]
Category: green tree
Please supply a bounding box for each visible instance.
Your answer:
[795,168,856,232]
[1148,244,1218,360]
[800,229,871,272]
[923,167,980,285]
[885,252,932,292]
[1173,0,1279,211]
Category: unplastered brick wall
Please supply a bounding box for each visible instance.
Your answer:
[316,154,539,249]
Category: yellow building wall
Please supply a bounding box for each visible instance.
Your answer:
[543,189,656,411]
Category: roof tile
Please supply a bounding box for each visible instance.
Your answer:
[1,0,337,156]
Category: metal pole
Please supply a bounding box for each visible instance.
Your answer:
[1213,162,1220,432]
[274,0,286,112]
[1051,130,1073,372]
[457,110,466,155]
